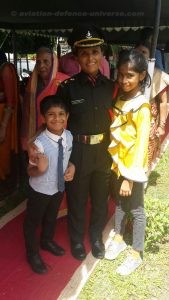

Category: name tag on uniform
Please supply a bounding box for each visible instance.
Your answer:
[71,99,85,105]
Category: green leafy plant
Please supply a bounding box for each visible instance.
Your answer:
[144,196,169,251]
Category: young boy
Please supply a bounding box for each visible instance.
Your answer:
[23,95,75,274]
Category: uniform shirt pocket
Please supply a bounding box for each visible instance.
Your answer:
[70,98,88,114]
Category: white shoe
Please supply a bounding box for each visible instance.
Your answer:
[105,240,127,260]
[116,254,142,275]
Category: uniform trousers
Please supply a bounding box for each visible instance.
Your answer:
[23,185,63,256]
[66,141,112,244]
[111,171,146,252]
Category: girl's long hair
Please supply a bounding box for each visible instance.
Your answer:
[117,49,151,93]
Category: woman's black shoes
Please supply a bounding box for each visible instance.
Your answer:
[71,242,87,260]
[91,240,105,259]
[27,253,48,274]
[41,240,65,256]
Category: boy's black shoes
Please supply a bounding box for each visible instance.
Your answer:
[91,240,105,259]
[27,253,48,274]
[41,240,65,256]
[71,242,86,260]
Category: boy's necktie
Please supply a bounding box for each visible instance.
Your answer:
[57,138,65,192]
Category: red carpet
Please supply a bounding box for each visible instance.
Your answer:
[0,200,115,300]
[1,116,168,300]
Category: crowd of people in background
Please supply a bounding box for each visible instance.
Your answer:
[0,50,20,204]
[0,24,169,275]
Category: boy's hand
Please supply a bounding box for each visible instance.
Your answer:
[64,162,75,181]
[28,143,39,163]
[37,153,49,173]
[119,179,133,197]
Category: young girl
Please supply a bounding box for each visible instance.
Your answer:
[105,49,151,275]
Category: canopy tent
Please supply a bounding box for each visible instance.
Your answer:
[0,30,55,54]
[0,0,168,53]
[0,1,167,56]
[0,0,167,29]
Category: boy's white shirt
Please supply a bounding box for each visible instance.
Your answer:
[29,128,68,166]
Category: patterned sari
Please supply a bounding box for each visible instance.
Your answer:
[148,68,169,169]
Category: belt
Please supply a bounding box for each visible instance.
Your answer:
[73,133,106,145]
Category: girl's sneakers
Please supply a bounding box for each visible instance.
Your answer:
[105,240,127,260]
[116,254,143,275]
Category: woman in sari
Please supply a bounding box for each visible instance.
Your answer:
[0,50,20,202]
[135,41,169,171]
[21,47,69,150]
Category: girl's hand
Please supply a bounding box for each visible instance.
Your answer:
[119,179,133,197]
[156,126,165,137]
[36,153,48,173]
[64,162,75,181]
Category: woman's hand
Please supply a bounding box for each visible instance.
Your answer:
[64,162,75,181]
[119,179,133,197]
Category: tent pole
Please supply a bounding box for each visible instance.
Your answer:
[11,29,17,69]
[26,53,29,71]
[150,0,161,58]
[145,0,161,100]
[0,31,9,49]
[19,57,22,77]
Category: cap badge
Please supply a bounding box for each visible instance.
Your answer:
[86,31,93,39]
